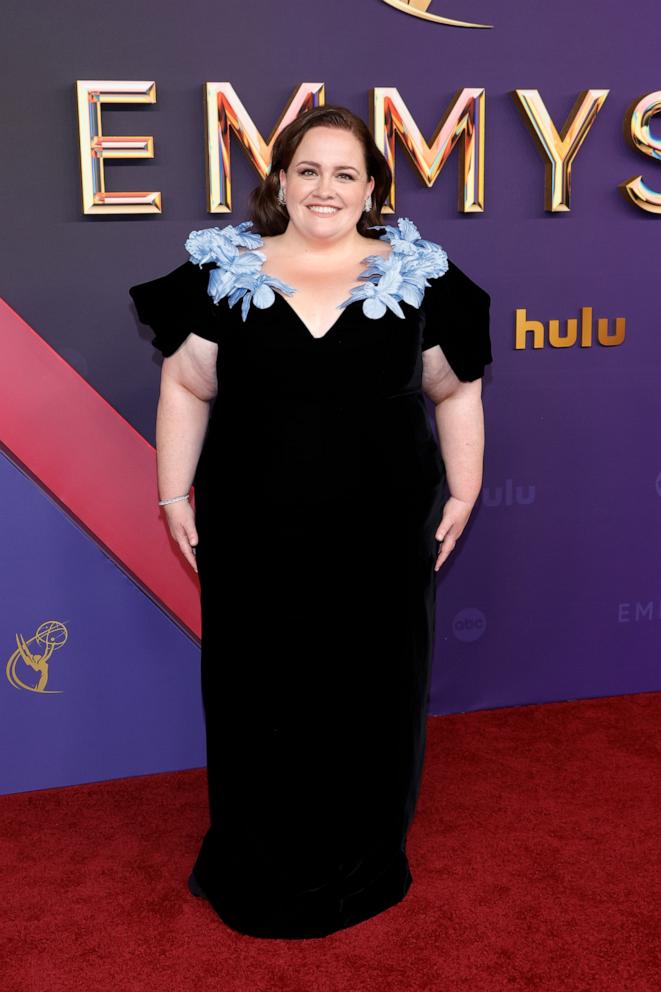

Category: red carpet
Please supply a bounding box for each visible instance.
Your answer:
[1,692,659,992]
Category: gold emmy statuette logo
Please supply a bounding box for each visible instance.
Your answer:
[380,0,493,29]
[6,620,69,694]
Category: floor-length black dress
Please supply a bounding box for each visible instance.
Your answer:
[129,217,492,939]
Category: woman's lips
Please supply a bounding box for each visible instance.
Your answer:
[307,205,341,215]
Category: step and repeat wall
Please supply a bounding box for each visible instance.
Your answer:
[2,0,659,793]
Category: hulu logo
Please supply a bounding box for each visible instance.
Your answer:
[516,307,625,349]
[482,480,535,507]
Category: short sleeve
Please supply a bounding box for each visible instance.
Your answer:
[128,260,221,358]
[421,259,493,381]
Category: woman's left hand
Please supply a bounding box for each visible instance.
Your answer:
[434,495,474,571]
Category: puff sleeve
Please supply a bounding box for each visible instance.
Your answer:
[128,260,221,358]
[421,259,493,382]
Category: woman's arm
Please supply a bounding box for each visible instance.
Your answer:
[156,335,219,573]
[422,344,485,570]
[433,379,484,506]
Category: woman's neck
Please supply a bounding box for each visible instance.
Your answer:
[275,223,371,259]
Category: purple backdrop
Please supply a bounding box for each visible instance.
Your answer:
[2,0,659,794]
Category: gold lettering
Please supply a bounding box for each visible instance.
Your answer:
[75,80,160,215]
[580,306,593,347]
[512,89,609,211]
[619,91,661,213]
[549,317,578,348]
[371,87,486,213]
[515,308,545,349]
[597,317,626,345]
[203,82,325,213]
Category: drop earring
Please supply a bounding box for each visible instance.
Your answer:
[363,193,372,212]
[278,185,287,206]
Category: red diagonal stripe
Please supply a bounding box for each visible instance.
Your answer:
[0,296,201,639]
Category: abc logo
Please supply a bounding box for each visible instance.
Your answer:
[452,608,487,642]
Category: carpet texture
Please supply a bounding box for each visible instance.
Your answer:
[1,691,659,992]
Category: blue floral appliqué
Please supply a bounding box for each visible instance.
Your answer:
[184,216,448,322]
[339,216,449,319]
[185,220,296,322]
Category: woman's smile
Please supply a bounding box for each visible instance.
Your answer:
[307,205,341,215]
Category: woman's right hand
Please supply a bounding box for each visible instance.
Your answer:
[162,500,199,574]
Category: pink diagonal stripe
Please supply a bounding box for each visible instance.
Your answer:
[0,296,201,639]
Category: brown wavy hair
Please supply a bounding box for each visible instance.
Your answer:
[247,105,392,240]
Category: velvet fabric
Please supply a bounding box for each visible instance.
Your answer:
[128,251,492,939]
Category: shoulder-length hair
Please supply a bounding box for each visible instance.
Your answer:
[247,105,392,239]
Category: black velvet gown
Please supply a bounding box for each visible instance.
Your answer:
[129,228,492,939]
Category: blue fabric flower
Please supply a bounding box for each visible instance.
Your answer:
[339,260,407,318]
[185,221,263,267]
[338,218,448,319]
[184,216,447,323]
[369,216,447,259]
[186,221,295,317]
[229,271,295,322]
[207,249,264,304]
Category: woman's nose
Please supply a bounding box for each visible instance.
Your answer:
[315,174,335,196]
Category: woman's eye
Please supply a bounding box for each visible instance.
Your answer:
[298,169,355,180]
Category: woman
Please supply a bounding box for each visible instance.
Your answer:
[129,105,492,940]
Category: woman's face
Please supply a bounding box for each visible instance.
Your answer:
[279,126,375,242]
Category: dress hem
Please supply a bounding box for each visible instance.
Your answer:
[191,848,414,940]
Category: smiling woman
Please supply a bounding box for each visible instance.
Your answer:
[128,104,493,940]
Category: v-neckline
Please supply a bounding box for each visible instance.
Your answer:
[251,241,394,343]
[272,289,355,342]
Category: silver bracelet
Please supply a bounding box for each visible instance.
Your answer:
[158,493,191,507]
